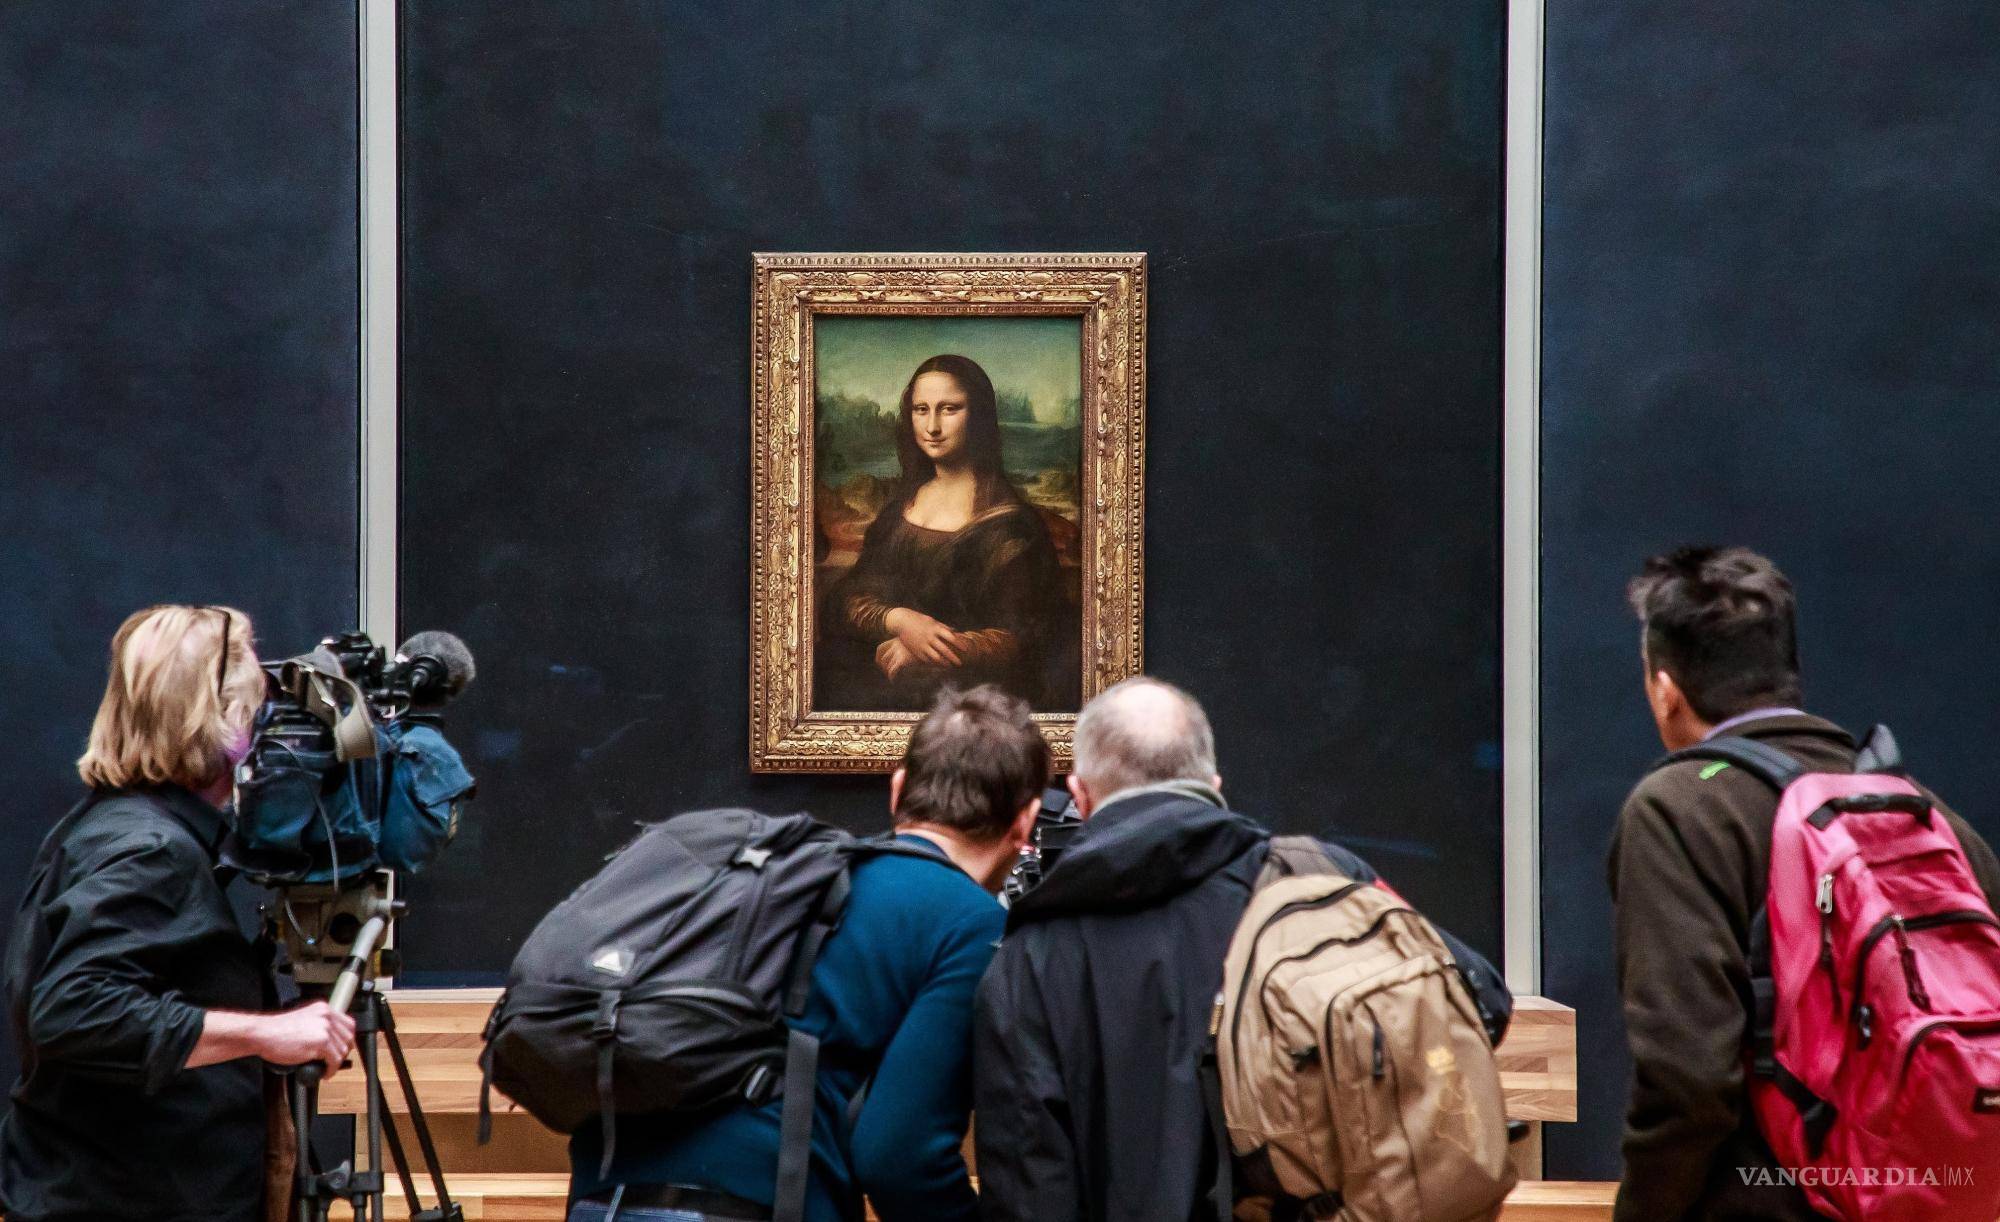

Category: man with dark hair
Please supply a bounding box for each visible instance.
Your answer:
[972,677,1509,1222]
[567,685,1047,1222]
[1611,546,2000,1220]
[894,684,1052,850]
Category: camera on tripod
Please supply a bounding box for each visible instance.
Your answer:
[225,628,476,985]
[228,628,478,1222]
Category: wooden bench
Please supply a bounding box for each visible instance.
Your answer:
[322,988,1589,1221]
[341,1177,1619,1221]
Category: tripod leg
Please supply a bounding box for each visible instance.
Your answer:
[379,1106,425,1219]
[358,995,384,1222]
[379,998,458,1214]
[291,1072,322,1222]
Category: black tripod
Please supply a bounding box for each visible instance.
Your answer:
[287,980,463,1222]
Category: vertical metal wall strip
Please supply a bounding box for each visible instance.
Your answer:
[358,0,398,645]
[358,0,401,981]
[1503,0,1546,995]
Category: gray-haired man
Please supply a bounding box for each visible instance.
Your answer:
[971,677,1508,1222]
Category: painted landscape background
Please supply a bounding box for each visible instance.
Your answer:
[812,314,1084,574]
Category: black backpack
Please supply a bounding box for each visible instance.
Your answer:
[479,808,925,1222]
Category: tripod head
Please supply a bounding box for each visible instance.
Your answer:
[265,869,403,1084]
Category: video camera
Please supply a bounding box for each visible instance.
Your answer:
[227,629,477,990]
[1003,783,1086,903]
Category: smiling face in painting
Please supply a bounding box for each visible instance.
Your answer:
[909,370,971,466]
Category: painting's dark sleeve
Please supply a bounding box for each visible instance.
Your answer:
[25,831,215,1093]
[953,510,1062,668]
[837,505,905,641]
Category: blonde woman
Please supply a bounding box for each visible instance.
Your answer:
[0,605,356,1222]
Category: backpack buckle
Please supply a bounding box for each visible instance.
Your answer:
[591,991,621,1041]
[743,1062,777,1103]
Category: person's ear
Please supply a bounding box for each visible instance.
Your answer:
[889,767,907,818]
[1210,774,1223,794]
[1066,773,1094,818]
[1009,796,1043,851]
[1647,668,1684,724]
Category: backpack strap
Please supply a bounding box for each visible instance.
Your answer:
[1195,842,1279,1222]
[1652,735,1807,792]
[594,990,622,1180]
[1198,1048,1233,1222]
[477,998,502,1145]
[768,852,862,1222]
[773,1025,820,1222]
[782,869,852,1020]
[1653,736,1808,1081]
[768,835,963,1222]
[846,833,959,868]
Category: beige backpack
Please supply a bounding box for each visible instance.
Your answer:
[1208,840,1516,1221]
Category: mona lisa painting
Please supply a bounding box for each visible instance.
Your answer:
[750,253,1146,772]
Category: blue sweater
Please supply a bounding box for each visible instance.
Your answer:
[570,835,1003,1222]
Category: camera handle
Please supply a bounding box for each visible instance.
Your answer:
[297,907,393,1087]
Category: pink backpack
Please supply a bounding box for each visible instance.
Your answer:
[1663,728,2000,1221]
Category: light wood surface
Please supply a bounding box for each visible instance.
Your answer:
[1497,1181,1620,1220]
[314,987,1585,1220]
[1496,994,1579,1123]
[329,1175,1618,1221]
[322,987,1579,1122]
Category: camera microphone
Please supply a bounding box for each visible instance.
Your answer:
[396,630,476,707]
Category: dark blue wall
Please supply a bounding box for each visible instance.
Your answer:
[1539,0,2000,1179]
[0,1,359,1095]
[395,1,1507,980]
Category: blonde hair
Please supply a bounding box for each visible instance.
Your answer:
[77,604,262,791]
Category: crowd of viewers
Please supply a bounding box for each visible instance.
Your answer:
[3,547,1998,1222]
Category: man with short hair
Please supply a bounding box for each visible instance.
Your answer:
[1611,546,2000,1220]
[567,685,1049,1222]
[972,676,1507,1222]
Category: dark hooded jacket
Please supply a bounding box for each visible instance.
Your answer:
[971,788,1508,1222]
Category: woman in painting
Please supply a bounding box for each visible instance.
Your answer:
[825,353,1070,711]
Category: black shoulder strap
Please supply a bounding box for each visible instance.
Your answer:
[773,1025,820,1222]
[1653,737,1807,1081]
[1652,735,1806,793]
[770,835,956,1222]
[1198,1048,1234,1222]
[846,833,955,866]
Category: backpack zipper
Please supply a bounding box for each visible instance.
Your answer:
[1226,882,1367,1059]
[1849,909,1999,1036]
[1817,874,1841,1012]
[1246,906,1418,1061]
[1890,916,1933,1011]
[1901,1019,2000,1078]
[1259,907,1418,984]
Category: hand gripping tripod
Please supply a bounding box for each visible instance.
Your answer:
[271,873,463,1222]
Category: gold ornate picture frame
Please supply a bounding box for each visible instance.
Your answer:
[749,252,1146,772]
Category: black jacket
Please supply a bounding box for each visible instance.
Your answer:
[1608,715,2000,1222]
[0,787,274,1222]
[972,789,1509,1222]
